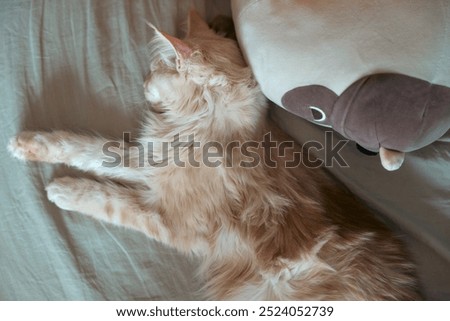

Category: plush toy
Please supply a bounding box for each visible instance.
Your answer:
[232,0,450,170]
[281,73,450,170]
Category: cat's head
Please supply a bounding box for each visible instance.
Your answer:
[144,11,265,140]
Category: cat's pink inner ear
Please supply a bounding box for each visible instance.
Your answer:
[161,32,192,59]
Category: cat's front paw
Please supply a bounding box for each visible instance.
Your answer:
[8,131,63,163]
[8,131,48,161]
[46,177,80,211]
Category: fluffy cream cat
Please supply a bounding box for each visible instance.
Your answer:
[8,12,418,300]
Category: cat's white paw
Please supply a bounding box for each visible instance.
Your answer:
[8,131,61,162]
[8,132,47,161]
[46,177,79,211]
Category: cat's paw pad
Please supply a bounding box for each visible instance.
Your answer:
[8,131,54,162]
[46,177,79,211]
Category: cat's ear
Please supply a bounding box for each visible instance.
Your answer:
[187,10,215,37]
[147,22,192,69]
[160,31,192,60]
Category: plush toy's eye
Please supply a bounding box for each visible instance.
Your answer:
[281,86,335,128]
[309,106,327,122]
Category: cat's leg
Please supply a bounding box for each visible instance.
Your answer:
[46,176,172,244]
[8,131,145,181]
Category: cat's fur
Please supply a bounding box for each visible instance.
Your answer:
[8,12,418,300]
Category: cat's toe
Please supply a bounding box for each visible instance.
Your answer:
[8,131,50,162]
[46,177,79,211]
